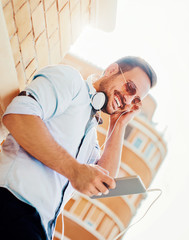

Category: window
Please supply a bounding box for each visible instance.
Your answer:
[144,142,156,159]
[64,198,75,211]
[84,206,104,229]
[133,138,143,148]
[97,215,115,238]
[71,198,91,219]
[132,133,147,151]
[107,225,120,240]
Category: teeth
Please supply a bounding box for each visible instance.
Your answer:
[115,96,121,107]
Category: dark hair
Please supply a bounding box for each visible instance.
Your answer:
[115,56,157,88]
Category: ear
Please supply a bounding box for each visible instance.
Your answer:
[104,63,119,77]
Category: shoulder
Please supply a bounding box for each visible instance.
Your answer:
[34,64,82,82]
[33,64,85,94]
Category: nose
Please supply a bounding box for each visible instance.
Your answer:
[123,94,135,105]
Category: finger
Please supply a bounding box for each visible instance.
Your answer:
[132,101,142,111]
[96,182,110,195]
[97,192,102,196]
[83,189,98,197]
[133,106,141,114]
[89,186,101,196]
[102,175,116,190]
[131,105,139,111]
[92,187,101,196]
[88,191,93,197]
[82,190,92,197]
[127,106,141,117]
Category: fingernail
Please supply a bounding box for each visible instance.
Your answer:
[98,192,102,196]
[105,190,109,195]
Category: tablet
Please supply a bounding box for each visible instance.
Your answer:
[91,175,146,199]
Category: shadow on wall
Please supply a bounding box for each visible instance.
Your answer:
[0,104,8,149]
[0,117,8,148]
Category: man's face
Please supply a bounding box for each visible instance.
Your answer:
[99,67,151,115]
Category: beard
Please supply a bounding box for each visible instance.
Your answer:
[99,76,130,115]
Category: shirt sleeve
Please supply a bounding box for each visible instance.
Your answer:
[3,65,83,121]
[87,129,101,165]
[89,141,101,165]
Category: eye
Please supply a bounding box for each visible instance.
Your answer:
[125,80,137,95]
[132,96,141,104]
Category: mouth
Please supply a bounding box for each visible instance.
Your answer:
[114,95,121,107]
[113,91,125,110]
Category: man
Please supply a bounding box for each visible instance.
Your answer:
[0,56,156,240]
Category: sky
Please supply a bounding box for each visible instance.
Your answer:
[70,0,189,239]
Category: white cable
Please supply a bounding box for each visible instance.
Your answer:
[88,111,127,168]
[61,211,64,240]
[95,112,163,240]
[59,111,137,239]
[113,188,162,240]
[60,111,104,239]
[99,111,127,151]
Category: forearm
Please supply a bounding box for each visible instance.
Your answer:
[3,113,116,196]
[2,114,78,180]
[97,119,126,178]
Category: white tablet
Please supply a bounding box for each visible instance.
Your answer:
[91,175,146,199]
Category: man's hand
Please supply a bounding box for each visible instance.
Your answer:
[110,106,141,128]
[69,163,116,197]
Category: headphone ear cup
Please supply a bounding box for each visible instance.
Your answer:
[91,92,106,111]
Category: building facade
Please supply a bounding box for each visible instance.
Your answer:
[0,1,167,239]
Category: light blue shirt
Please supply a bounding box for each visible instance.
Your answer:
[0,65,100,239]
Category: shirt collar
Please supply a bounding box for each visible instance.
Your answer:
[85,77,103,125]
[86,76,97,98]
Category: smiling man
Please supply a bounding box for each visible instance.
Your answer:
[94,57,154,115]
[0,56,156,240]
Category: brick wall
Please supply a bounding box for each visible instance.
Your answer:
[1,0,92,90]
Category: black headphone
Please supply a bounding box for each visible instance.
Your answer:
[91,92,107,111]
